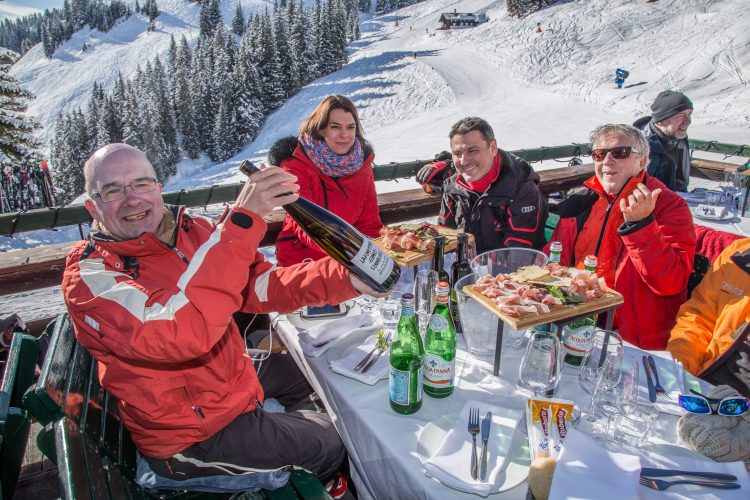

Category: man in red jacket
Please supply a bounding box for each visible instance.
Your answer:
[63,143,386,492]
[547,124,695,349]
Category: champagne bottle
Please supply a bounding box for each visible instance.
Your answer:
[389,293,425,414]
[450,233,471,334]
[432,235,450,284]
[240,161,400,293]
[423,282,456,398]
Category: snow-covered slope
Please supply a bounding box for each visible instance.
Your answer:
[3,0,749,253]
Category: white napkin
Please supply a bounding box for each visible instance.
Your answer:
[550,428,641,500]
[695,204,727,219]
[298,314,378,357]
[625,348,685,416]
[639,446,750,500]
[423,399,523,497]
[329,332,389,385]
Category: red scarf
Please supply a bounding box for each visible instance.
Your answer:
[457,154,501,193]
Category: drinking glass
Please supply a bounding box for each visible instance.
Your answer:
[414,269,438,335]
[620,354,640,415]
[613,411,650,448]
[361,294,379,318]
[579,330,623,393]
[586,355,623,440]
[518,330,562,396]
[380,291,402,335]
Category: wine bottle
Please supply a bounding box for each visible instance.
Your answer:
[240,161,400,292]
[432,235,450,285]
[449,233,471,334]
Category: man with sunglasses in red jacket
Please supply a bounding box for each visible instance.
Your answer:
[62,143,387,493]
[546,124,695,350]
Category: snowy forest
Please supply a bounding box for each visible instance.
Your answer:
[48,0,362,203]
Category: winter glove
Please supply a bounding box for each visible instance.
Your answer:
[416,151,455,192]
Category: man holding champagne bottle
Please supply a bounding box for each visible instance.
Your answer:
[62,143,388,492]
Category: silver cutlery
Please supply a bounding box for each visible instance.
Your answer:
[643,355,657,403]
[479,411,492,481]
[639,476,740,491]
[467,407,480,480]
[647,355,672,400]
[361,332,391,373]
[640,468,737,481]
[354,332,390,372]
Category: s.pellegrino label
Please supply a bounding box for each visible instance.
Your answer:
[240,161,400,292]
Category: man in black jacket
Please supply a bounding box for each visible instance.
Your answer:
[633,90,693,192]
[436,117,548,254]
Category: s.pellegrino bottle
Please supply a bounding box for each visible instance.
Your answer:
[450,233,472,334]
[432,235,450,285]
[423,282,456,398]
[389,293,424,414]
[562,253,597,366]
[240,161,400,293]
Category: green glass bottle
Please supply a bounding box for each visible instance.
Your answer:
[389,293,425,414]
[423,282,457,398]
[563,255,598,366]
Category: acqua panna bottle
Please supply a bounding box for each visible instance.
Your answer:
[240,161,400,293]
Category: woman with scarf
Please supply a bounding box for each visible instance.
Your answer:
[270,95,383,266]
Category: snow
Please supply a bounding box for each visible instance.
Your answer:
[1,0,749,318]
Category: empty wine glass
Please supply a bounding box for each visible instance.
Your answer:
[587,354,623,441]
[518,330,562,396]
[414,269,438,335]
[361,294,379,318]
[620,354,640,415]
[579,330,623,393]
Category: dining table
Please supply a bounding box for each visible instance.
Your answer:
[269,305,748,499]
[684,177,750,237]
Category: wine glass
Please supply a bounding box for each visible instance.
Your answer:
[619,354,640,415]
[360,294,379,318]
[518,330,562,396]
[579,330,623,393]
[379,291,402,336]
[414,269,438,335]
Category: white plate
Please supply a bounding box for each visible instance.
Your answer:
[417,413,530,495]
[693,207,734,221]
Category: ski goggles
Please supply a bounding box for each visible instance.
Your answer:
[678,389,749,416]
[590,146,642,162]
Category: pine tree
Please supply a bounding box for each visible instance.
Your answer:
[274,2,298,97]
[231,3,245,36]
[358,0,371,12]
[255,9,284,110]
[199,0,221,39]
[0,51,41,164]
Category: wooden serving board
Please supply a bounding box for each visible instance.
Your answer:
[463,284,624,330]
[373,225,464,268]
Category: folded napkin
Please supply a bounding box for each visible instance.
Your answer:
[695,204,727,219]
[549,428,641,500]
[423,399,523,497]
[298,314,378,357]
[624,348,685,416]
[329,332,389,385]
[639,445,750,500]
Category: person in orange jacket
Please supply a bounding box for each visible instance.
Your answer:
[546,124,695,349]
[668,238,750,397]
[63,143,387,492]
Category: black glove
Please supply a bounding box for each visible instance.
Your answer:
[416,152,455,192]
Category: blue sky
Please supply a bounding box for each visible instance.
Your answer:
[0,1,66,20]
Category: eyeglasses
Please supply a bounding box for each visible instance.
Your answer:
[590,146,642,162]
[678,389,749,416]
[90,177,159,203]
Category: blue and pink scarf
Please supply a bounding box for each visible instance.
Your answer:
[298,133,365,178]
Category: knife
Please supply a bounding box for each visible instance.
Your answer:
[640,468,737,481]
[642,355,657,403]
[479,412,491,481]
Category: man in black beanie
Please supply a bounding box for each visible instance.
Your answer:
[633,90,693,191]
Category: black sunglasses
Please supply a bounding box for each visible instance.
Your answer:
[591,146,642,162]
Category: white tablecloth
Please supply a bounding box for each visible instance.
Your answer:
[270,311,743,499]
[685,178,750,236]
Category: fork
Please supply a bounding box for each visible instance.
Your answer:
[468,407,480,480]
[361,332,392,373]
[647,355,672,400]
[639,476,740,491]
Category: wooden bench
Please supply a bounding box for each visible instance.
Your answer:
[1,332,39,499]
[690,158,738,181]
[24,314,332,500]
